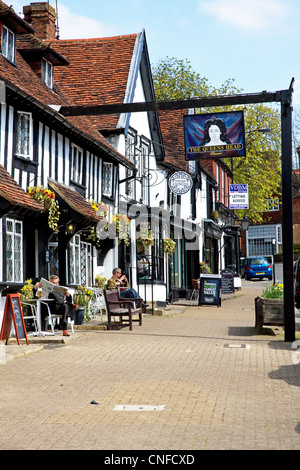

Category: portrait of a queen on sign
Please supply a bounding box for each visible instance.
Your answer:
[184,111,245,160]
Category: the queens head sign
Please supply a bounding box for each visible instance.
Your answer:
[184,110,245,160]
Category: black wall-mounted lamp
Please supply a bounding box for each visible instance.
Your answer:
[65,222,77,235]
[240,216,250,231]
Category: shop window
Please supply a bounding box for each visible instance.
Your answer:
[2,25,15,63]
[48,233,59,278]
[5,218,23,282]
[67,235,92,286]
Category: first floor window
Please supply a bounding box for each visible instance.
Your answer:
[102,162,113,197]
[71,145,83,185]
[15,112,32,158]
[6,219,23,282]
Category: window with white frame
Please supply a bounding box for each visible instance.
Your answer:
[265,198,280,211]
[2,25,15,63]
[102,162,113,197]
[68,234,81,285]
[67,235,92,286]
[71,144,83,184]
[140,141,149,204]
[247,224,279,256]
[41,58,53,89]
[125,134,136,198]
[5,219,23,282]
[15,112,32,158]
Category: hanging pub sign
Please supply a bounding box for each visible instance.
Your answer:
[168,171,193,195]
[229,184,249,209]
[184,110,245,160]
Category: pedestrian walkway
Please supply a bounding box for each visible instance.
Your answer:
[1,280,300,450]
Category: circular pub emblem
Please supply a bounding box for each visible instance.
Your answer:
[168,171,193,195]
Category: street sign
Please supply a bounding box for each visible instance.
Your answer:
[229,184,248,209]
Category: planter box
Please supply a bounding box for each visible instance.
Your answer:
[255,296,284,334]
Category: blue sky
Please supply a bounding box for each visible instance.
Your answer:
[12,0,300,107]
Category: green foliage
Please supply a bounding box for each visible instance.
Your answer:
[152,57,211,101]
[262,283,283,299]
[230,104,281,224]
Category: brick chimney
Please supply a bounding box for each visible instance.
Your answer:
[23,3,57,41]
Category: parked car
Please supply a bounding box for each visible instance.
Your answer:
[240,257,273,281]
[294,257,300,308]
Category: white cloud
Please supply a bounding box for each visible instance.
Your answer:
[57,4,119,39]
[10,1,119,39]
[198,0,288,31]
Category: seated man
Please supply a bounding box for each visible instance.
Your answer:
[35,275,74,336]
[107,268,148,308]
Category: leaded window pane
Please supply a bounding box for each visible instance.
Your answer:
[16,113,30,157]
[71,146,83,184]
[5,219,23,282]
[102,162,113,197]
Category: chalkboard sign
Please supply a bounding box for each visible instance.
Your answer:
[221,269,235,294]
[0,294,28,345]
[198,274,221,307]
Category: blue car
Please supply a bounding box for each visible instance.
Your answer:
[241,257,273,281]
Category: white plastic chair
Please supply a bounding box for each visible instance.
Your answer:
[21,301,39,336]
[43,301,74,335]
[92,288,107,320]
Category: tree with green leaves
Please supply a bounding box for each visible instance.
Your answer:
[152,57,282,223]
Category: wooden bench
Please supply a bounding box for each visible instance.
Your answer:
[103,289,143,331]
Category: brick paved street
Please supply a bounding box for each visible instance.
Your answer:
[1,280,300,451]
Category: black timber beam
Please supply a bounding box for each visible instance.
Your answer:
[59,91,281,116]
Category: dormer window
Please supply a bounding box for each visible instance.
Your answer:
[2,25,15,63]
[41,58,53,88]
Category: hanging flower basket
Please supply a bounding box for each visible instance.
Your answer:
[163,238,176,255]
[88,199,108,218]
[111,213,130,246]
[137,230,154,248]
[28,185,60,232]
[86,226,102,248]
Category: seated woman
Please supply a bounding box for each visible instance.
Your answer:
[107,268,148,308]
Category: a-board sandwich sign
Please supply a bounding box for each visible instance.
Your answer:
[198,274,222,307]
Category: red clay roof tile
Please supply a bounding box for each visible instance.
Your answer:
[0,165,45,212]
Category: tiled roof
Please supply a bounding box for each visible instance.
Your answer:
[17,33,69,66]
[52,35,138,131]
[158,109,190,172]
[48,180,102,223]
[0,165,45,213]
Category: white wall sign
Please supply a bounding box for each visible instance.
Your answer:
[229,184,248,209]
[168,171,193,195]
